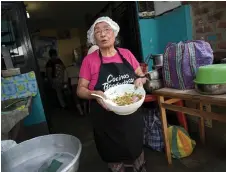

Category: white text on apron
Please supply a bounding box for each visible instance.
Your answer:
[102,74,134,91]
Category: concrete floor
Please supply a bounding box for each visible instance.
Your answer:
[47,107,226,172]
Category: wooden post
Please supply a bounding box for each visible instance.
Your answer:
[1,46,14,69]
[158,96,172,165]
[199,103,206,144]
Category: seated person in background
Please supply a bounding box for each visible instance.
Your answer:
[46,49,67,108]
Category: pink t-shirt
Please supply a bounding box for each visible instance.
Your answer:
[79,48,140,90]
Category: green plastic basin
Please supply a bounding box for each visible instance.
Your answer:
[194,64,226,84]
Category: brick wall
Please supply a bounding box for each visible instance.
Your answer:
[181,2,226,147]
[184,1,226,52]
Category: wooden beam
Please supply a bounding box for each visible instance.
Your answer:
[199,103,206,144]
[165,98,181,104]
[153,88,226,106]
[162,103,226,123]
[158,96,172,165]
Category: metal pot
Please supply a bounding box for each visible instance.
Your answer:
[146,69,162,80]
[195,83,226,95]
[144,79,163,93]
[221,58,226,64]
[144,54,163,69]
[151,54,163,67]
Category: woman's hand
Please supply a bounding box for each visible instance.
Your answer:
[134,67,147,89]
[134,78,146,89]
[92,90,109,110]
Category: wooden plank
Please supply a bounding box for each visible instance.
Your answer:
[199,103,206,144]
[153,88,226,106]
[162,103,226,123]
[203,104,212,128]
[165,98,181,104]
[158,96,172,165]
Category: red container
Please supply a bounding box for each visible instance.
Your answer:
[140,63,148,74]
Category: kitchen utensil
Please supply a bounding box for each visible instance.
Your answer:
[194,64,226,84]
[140,54,163,74]
[195,83,226,95]
[91,93,117,106]
[91,93,106,101]
[104,84,146,115]
[152,65,162,70]
[144,79,163,93]
[150,54,163,67]
[146,70,161,80]
[221,58,226,64]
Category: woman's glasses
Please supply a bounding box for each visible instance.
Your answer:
[94,27,112,36]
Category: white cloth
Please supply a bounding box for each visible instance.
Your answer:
[87,16,120,45]
[87,45,99,55]
[1,140,17,154]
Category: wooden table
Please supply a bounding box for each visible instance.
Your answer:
[153,88,226,165]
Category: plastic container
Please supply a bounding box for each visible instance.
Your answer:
[194,64,226,84]
[1,134,82,172]
[104,84,146,115]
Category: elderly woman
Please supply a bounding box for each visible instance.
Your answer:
[77,17,146,172]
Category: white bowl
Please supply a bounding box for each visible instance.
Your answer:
[104,84,146,115]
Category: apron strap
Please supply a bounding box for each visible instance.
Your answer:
[115,47,134,71]
[115,48,142,78]
[98,47,132,66]
[98,47,135,76]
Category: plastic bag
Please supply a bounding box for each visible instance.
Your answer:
[143,109,164,152]
[168,126,196,159]
[162,40,213,89]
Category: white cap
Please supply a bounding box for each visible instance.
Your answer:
[87,16,120,45]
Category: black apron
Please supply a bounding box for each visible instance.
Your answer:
[91,48,143,163]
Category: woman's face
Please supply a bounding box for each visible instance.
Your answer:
[94,22,115,48]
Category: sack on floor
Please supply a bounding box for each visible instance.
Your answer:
[168,125,196,159]
[162,40,213,89]
[143,109,164,152]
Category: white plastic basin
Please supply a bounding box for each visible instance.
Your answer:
[1,134,82,172]
[104,84,146,115]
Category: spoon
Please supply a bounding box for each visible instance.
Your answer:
[91,93,117,106]
[91,93,106,100]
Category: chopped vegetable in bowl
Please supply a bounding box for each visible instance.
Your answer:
[112,92,143,106]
